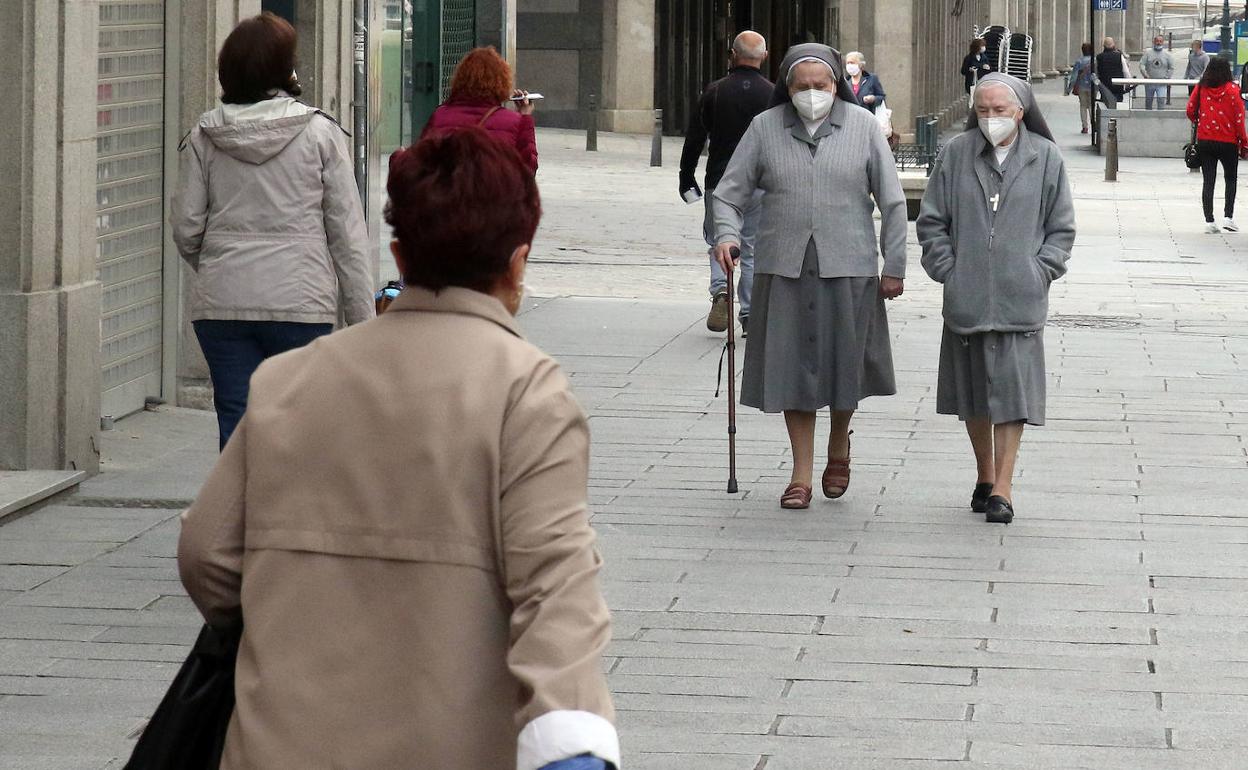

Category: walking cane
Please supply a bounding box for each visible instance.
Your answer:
[726,246,740,494]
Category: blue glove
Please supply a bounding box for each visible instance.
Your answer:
[539,757,609,770]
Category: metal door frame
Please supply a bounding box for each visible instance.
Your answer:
[161,0,182,405]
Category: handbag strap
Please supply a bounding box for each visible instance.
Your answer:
[477,105,502,127]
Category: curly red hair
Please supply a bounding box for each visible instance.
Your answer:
[448,47,513,104]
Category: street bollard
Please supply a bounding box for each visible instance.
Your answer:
[586,94,598,152]
[650,109,663,167]
[1105,118,1118,182]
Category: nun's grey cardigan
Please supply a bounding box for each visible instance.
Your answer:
[917,125,1075,334]
[712,99,908,280]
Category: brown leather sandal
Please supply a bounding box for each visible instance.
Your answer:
[822,435,852,499]
[780,482,813,509]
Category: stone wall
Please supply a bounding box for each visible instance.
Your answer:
[0,1,102,472]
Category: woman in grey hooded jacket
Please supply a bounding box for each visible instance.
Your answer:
[917,73,1075,524]
[171,12,375,450]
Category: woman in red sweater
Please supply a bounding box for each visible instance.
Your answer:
[421,47,539,174]
[1187,57,1248,233]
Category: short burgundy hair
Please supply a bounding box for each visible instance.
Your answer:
[218,12,301,104]
[385,129,541,293]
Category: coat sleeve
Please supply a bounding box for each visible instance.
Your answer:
[170,130,208,271]
[1186,87,1199,122]
[872,76,887,102]
[917,149,957,283]
[711,118,763,246]
[679,87,712,191]
[1036,155,1075,283]
[178,416,248,630]
[516,114,539,174]
[319,123,376,325]
[499,362,618,770]
[867,123,907,279]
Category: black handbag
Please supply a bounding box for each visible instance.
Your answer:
[124,623,242,770]
[1184,88,1202,170]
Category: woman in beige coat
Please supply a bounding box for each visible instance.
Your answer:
[177,129,619,769]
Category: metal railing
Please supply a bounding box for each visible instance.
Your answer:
[895,115,941,175]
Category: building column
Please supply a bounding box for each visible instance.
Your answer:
[0,1,101,473]
[1124,0,1145,56]
[601,0,655,133]
[988,0,1007,26]
[1044,0,1060,74]
[860,0,914,137]
[170,1,262,409]
[1069,0,1086,64]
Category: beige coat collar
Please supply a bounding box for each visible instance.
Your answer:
[385,285,523,338]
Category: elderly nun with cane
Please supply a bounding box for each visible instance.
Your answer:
[713,43,908,510]
[917,72,1075,524]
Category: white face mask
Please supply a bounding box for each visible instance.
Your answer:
[846,63,862,77]
[792,88,834,121]
[979,115,1018,146]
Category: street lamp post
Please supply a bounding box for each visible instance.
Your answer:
[1221,0,1233,61]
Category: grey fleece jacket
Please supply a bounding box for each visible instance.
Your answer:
[172,97,375,326]
[917,125,1074,334]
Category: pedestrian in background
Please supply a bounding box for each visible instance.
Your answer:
[1187,57,1248,233]
[917,74,1075,524]
[171,12,374,451]
[1185,40,1210,95]
[1139,35,1174,110]
[845,51,886,113]
[679,30,772,334]
[422,46,538,174]
[178,129,619,770]
[713,44,907,510]
[1065,42,1094,133]
[961,38,993,94]
[1095,36,1132,107]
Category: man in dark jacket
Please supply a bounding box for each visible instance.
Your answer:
[1095,36,1132,107]
[679,31,771,333]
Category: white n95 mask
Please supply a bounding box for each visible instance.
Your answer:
[793,89,834,121]
[979,116,1018,146]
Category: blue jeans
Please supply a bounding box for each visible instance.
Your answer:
[193,320,333,450]
[1144,84,1166,110]
[704,188,760,322]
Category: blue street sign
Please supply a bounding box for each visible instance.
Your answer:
[1093,0,1127,9]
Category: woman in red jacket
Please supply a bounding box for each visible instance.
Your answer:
[422,47,539,174]
[1187,57,1248,233]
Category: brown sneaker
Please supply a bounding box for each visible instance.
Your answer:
[707,292,729,332]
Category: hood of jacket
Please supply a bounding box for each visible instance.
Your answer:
[199,96,317,164]
[1199,81,1240,105]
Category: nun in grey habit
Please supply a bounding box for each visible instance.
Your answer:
[917,72,1075,524]
[712,44,908,510]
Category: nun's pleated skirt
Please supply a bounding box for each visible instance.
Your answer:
[740,242,897,413]
[936,326,1047,426]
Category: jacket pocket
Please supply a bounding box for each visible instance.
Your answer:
[992,252,1049,327]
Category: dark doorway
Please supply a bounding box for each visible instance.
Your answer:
[261,0,296,22]
[656,0,827,137]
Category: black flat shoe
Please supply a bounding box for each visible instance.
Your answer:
[985,495,1014,524]
[971,482,994,513]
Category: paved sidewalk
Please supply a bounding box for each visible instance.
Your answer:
[3,83,1248,769]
